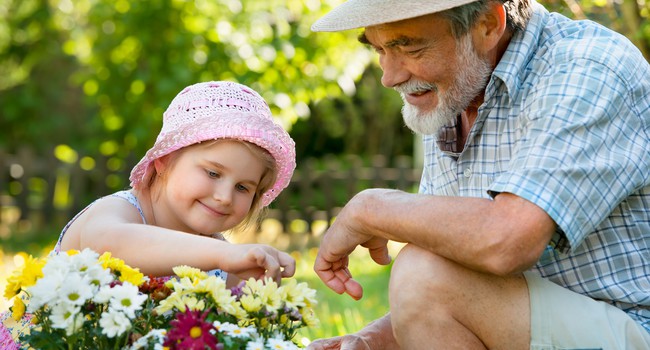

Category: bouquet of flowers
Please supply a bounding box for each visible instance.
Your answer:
[1,248,318,350]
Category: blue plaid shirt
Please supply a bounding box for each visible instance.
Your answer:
[419,2,650,332]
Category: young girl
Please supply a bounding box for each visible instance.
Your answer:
[0,81,298,348]
[55,80,297,284]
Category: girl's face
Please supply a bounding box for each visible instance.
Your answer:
[154,140,266,235]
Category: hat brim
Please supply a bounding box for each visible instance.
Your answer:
[312,0,478,32]
[129,112,296,207]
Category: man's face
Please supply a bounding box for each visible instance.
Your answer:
[363,13,492,134]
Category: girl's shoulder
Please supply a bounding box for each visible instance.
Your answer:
[109,190,146,223]
[54,190,147,253]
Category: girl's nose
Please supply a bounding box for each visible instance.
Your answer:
[213,184,233,205]
[380,54,410,88]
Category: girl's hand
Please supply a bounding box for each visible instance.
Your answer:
[224,244,295,283]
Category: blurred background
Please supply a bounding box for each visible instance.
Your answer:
[1,0,648,344]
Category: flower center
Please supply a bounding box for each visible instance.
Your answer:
[190,326,202,339]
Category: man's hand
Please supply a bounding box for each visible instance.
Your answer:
[313,190,392,299]
[307,314,398,350]
[307,335,373,350]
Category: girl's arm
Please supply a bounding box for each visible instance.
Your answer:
[60,196,294,280]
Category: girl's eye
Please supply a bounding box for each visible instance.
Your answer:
[206,170,219,178]
[236,184,249,192]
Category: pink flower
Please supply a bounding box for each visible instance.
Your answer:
[163,309,218,350]
[0,321,21,350]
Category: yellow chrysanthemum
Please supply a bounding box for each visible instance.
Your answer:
[166,277,196,292]
[172,265,207,280]
[300,308,320,328]
[180,295,206,311]
[4,274,22,300]
[242,277,282,312]
[156,293,183,314]
[20,255,46,287]
[98,252,125,271]
[279,279,318,310]
[117,265,145,286]
[3,255,45,299]
[279,314,289,325]
[240,294,263,313]
[11,297,26,321]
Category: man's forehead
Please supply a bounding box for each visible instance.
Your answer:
[359,14,449,46]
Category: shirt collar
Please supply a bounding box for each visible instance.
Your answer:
[490,1,549,101]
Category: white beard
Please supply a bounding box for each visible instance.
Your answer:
[395,34,493,135]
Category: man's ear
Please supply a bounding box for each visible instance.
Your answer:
[472,2,507,53]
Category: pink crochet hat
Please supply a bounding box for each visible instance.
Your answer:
[129,81,296,207]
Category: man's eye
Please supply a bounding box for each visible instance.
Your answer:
[372,46,385,54]
[406,48,423,55]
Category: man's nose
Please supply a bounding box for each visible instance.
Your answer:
[380,54,410,88]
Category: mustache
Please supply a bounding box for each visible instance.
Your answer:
[393,79,438,95]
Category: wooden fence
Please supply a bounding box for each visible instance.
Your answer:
[0,147,422,237]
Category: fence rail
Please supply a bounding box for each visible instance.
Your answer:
[0,147,422,236]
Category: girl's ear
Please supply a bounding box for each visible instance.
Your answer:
[153,157,168,176]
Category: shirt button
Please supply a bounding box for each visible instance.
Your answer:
[463,168,472,178]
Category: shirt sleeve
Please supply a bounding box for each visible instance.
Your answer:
[489,54,650,252]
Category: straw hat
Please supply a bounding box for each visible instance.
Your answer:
[129,81,296,207]
[312,0,479,32]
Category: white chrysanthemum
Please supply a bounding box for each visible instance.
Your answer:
[83,262,114,287]
[49,302,84,336]
[107,283,147,318]
[94,284,114,304]
[246,340,265,350]
[25,267,67,312]
[99,309,132,338]
[129,329,166,350]
[266,337,299,350]
[68,248,101,272]
[218,322,255,338]
[41,253,74,276]
[58,272,95,306]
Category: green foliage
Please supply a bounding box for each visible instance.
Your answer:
[2,0,647,168]
[0,0,379,160]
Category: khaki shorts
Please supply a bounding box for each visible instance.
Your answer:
[525,272,650,350]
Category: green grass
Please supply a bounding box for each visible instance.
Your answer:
[292,247,393,344]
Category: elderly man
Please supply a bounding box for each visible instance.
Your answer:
[308,0,650,349]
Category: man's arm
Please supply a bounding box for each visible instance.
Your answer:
[314,188,556,298]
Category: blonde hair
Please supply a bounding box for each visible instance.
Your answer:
[148,139,279,232]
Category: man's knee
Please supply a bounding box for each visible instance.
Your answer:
[390,243,458,291]
[389,244,460,312]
